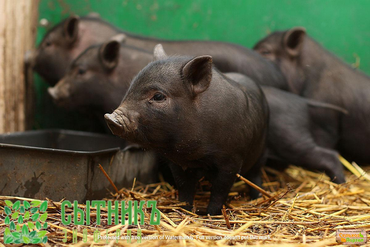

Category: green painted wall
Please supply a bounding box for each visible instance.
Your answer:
[35,0,370,130]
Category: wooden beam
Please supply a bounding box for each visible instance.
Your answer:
[0,0,39,133]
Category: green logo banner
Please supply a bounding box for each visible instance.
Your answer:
[3,200,48,244]
[2,199,160,244]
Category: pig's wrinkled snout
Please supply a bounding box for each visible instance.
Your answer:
[24,50,36,67]
[48,87,58,100]
[105,113,124,136]
[48,80,70,106]
[105,109,140,138]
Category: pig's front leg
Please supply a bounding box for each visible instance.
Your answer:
[207,168,238,215]
[169,163,202,211]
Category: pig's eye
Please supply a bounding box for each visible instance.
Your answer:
[260,49,271,55]
[78,68,86,75]
[152,92,166,102]
[45,41,52,47]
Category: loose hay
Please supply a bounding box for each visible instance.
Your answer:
[1,163,370,246]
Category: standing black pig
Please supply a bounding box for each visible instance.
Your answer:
[104,46,269,215]
[253,27,370,164]
[31,15,287,90]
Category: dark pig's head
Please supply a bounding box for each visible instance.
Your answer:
[34,16,81,85]
[48,36,125,111]
[105,44,213,149]
[253,27,307,93]
[253,27,306,62]
[33,16,121,85]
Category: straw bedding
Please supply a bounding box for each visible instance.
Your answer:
[1,160,370,246]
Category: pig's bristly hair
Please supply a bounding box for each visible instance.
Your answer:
[130,55,189,85]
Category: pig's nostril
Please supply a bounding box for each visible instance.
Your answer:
[104,113,124,135]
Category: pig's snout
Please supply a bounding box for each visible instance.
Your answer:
[105,113,124,136]
[48,87,59,100]
[48,79,70,105]
[105,109,140,138]
[24,50,36,67]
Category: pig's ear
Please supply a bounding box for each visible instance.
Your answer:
[110,33,127,43]
[63,16,79,44]
[182,55,212,95]
[99,40,120,70]
[153,44,168,60]
[283,27,306,57]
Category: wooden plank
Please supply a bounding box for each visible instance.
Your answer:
[0,0,5,132]
[0,0,39,133]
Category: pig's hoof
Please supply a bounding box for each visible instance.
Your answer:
[181,204,193,212]
[332,175,346,184]
[206,206,222,216]
[194,207,208,216]
[249,189,262,200]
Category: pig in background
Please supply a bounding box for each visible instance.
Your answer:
[50,40,348,184]
[30,15,288,91]
[254,27,370,165]
[27,15,124,132]
[29,15,121,85]
[105,45,269,215]
[48,35,146,114]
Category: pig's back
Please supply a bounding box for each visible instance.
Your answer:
[79,18,287,90]
[80,18,121,43]
[262,86,309,120]
[225,74,302,118]
[224,72,265,98]
[124,35,287,90]
[169,41,287,90]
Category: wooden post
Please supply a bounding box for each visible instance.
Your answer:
[0,0,39,133]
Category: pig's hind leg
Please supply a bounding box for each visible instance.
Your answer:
[269,128,345,184]
[302,146,345,183]
[207,166,239,215]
